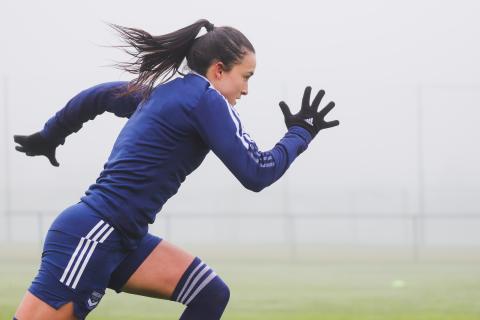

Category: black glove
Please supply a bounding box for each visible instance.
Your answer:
[13,132,60,167]
[279,86,339,138]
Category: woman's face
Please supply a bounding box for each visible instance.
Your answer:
[207,51,256,106]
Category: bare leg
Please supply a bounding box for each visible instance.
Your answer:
[14,291,76,320]
[120,239,230,319]
[14,240,222,319]
[121,240,195,298]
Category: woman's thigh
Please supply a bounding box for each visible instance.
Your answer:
[120,240,195,299]
[15,292,76,320]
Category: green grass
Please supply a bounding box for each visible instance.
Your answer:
[2,247,480,319]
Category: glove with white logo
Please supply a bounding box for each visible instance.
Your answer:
[13,132,60,167]
[279,86,339,138]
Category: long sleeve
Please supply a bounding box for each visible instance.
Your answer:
[191,88,312,192]
[41,82,144,145]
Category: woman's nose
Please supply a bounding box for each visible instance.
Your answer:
[241,85,248,95]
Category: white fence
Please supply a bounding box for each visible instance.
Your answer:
[2,210,480,261]
[2,81,480,261]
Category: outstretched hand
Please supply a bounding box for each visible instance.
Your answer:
[279,86,339,138]
[14,132,60,167]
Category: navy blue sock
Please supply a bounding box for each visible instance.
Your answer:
[171,257,230,320]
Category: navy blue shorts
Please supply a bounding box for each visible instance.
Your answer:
[28,202,161,319]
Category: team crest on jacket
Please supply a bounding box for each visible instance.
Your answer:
[86,291,103,310]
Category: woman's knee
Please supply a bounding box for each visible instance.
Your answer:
[171,257,230,308]
[173,261,231,320]
[208,276,230,307]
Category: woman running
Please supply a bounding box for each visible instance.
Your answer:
[13,19,339,320]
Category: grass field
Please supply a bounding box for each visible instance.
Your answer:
[1,246,480,320]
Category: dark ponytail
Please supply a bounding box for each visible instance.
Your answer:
[111,19,255,99]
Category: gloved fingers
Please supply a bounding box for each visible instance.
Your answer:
[301,86,312,112]
[311,89,325,112]
[47,154,60,167]
[318,101,336,118]
[323,120,340,129]
[13,135,28,146]
[15,146,26,153]
[279,101,292,118]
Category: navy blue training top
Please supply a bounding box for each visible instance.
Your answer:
[42,73,312,249]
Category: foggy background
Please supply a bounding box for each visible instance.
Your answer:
[1,0,479,256]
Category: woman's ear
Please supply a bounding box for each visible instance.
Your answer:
[213,61,225,79]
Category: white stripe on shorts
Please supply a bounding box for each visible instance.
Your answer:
[72,241,98,289]
[59,220,114,289]
[85,220,105,239]
[59,237,85,283]
[92,223,110,241]
[99,226,114,243]
[71,226,113,289]
[65,239,93,286]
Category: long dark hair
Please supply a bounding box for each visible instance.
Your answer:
[111,19,255,99]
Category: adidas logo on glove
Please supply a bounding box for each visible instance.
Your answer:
[304,117,313,126]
